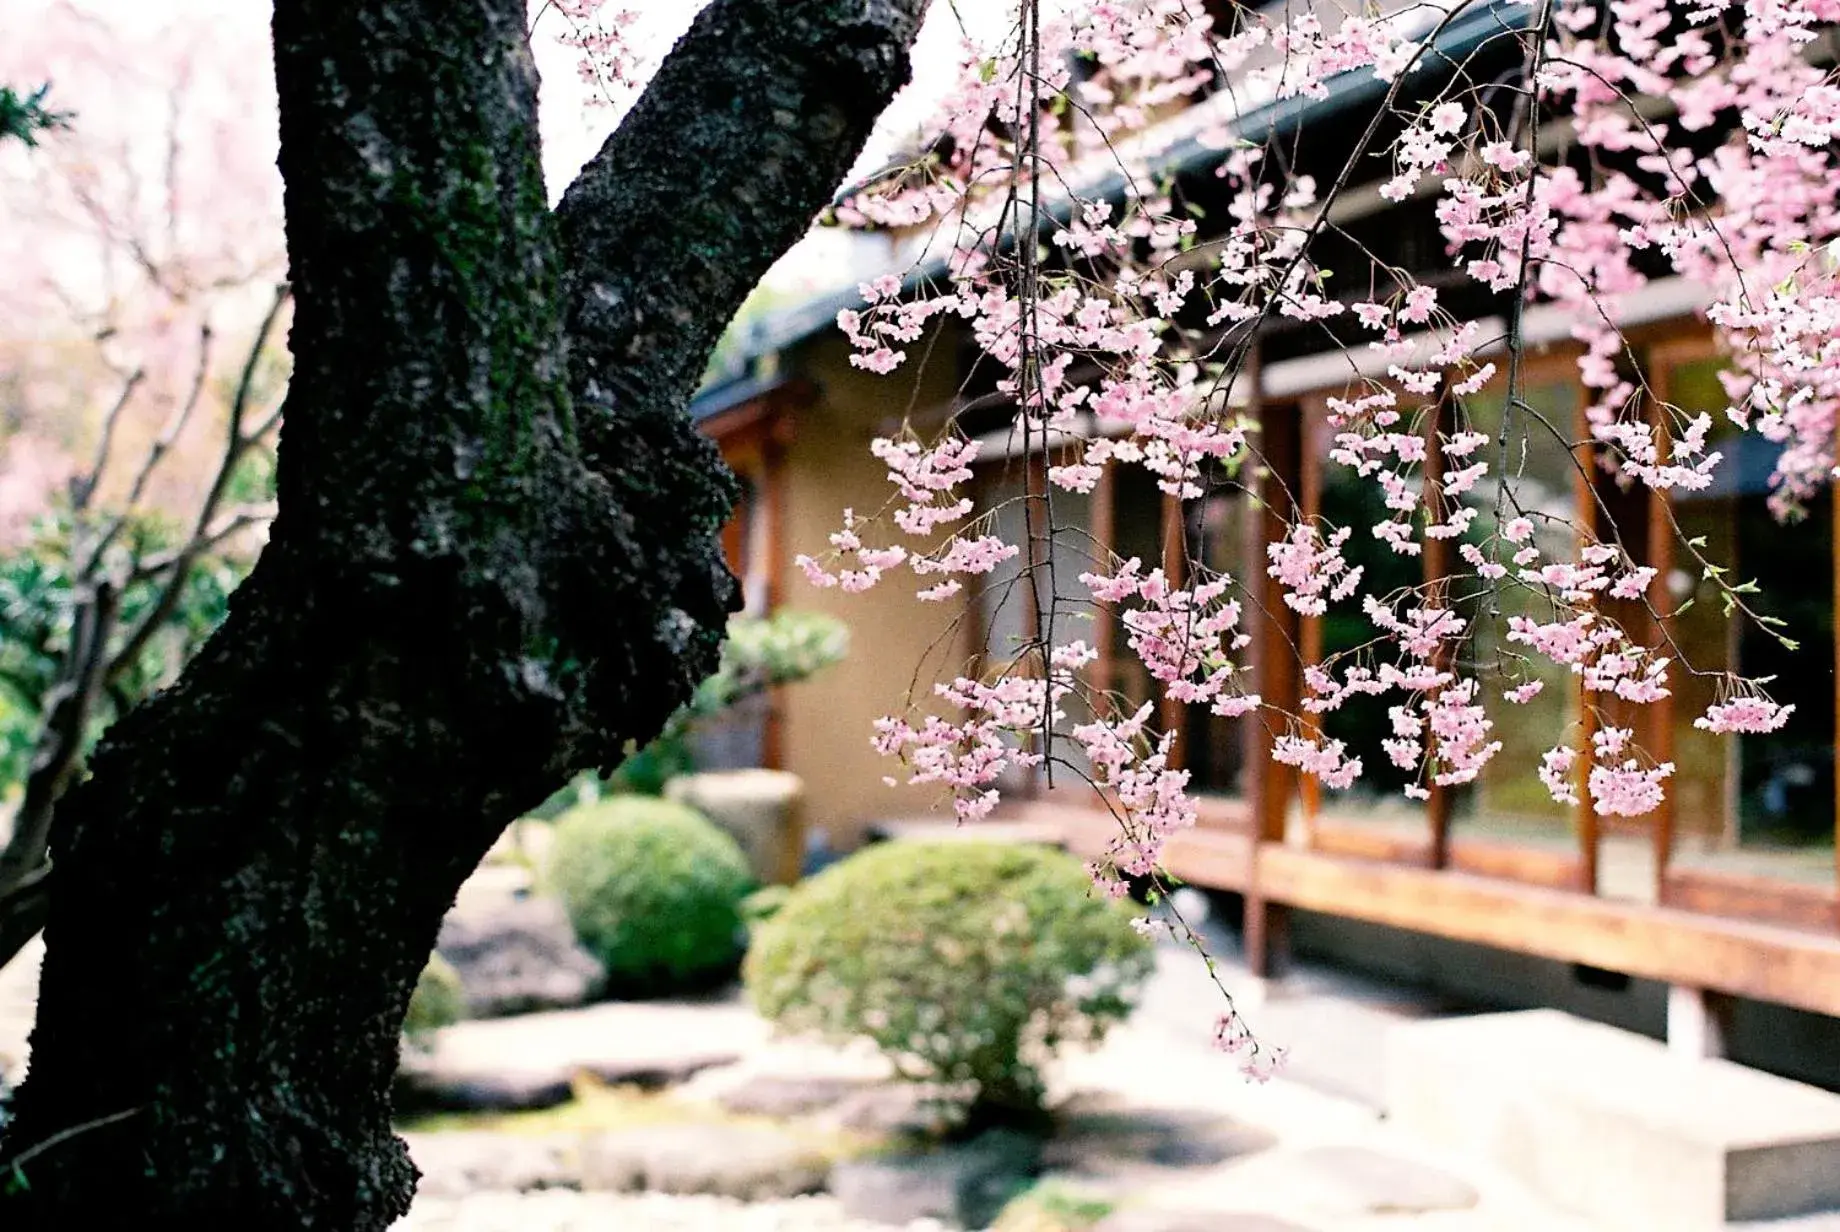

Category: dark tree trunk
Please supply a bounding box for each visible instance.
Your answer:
[0,0,923,1226]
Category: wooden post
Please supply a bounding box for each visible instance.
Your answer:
[1160,489,1189,771]
[1574,389,1601,894]
[1646,370,1676,904]
[1298,398,1325,836]
[1242,357,1303,979]
[1424,380,1457,869]
[1092,457,1118,705]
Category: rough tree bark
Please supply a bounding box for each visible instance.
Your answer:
[0,0,924,1226]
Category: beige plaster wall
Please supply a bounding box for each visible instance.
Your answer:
[776,332,971,853]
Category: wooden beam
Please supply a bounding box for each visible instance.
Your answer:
[1256,844,1840,1018]
[1040,798,1255,891]
[1447,839,1587,892]
[1311,823,1433,867]
[1662,866,1840,933]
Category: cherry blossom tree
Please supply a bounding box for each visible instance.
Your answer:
[0,0,928,1225]
[797,0,1839,1078]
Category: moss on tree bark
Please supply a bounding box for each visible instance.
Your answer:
[0,0,923,1225]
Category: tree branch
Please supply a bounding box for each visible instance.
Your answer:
[0,581,118,912]
[104,286,288,685]
[68,368,143,513]
[552,0,927,451]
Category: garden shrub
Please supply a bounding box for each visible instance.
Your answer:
[403,953,465,1044]
[546,796,754,994]
[740,883,792,930]
[744,840,1153,1124]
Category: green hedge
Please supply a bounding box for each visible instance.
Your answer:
[547,797,753,994]
[745,841,1152,1122]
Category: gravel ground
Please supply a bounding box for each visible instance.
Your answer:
[394,1191,940,1232]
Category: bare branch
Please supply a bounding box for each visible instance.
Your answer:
[104,282,289,685]
[227,284,291,441]
[69,368,144,513]
[84,325,214,572]
[129,502,276,581]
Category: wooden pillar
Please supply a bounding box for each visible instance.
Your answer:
[1424,380,1457,869]
[1298,398,1325,836]
[1243,350,1302,978]
[1160,490,1188,771]
[1573,390,1601,894]
[1092,457,1118,704]
[1646,372,1676,904]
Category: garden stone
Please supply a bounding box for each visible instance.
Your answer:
[1226,1145,1478,1217]
[1043,1105,1278,1175]
[717,1073,878,1118]
[397,1000,757,1115]
[393,1063,576,1114]
[666,770,804,885]
[403,1131,577,1197]
[578,1123,831,1200]
[436,886,604,1017]
[830,1129,1041,1228]
[826,1084,948,1138]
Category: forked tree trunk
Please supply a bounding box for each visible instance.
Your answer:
[0,0,923,1225]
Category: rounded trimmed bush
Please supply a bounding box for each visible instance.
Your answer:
[547,796,754,994]
[744,840,1153,1122]
[404,953,465,1043]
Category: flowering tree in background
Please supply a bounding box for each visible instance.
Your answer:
[0,6,291,972]
[795,0,1840,1077]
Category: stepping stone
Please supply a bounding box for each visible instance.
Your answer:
[435,891,604,1018]
[395,1066,575,1114]
[1044,1106,1278,1175]
[403,1131,576,1197]
[716,1073,876,1118]
[578,1122,830,1200]
[1389,1010,1840,1229]
[395,1000,757,1112]
[830,1128,1041,1228]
